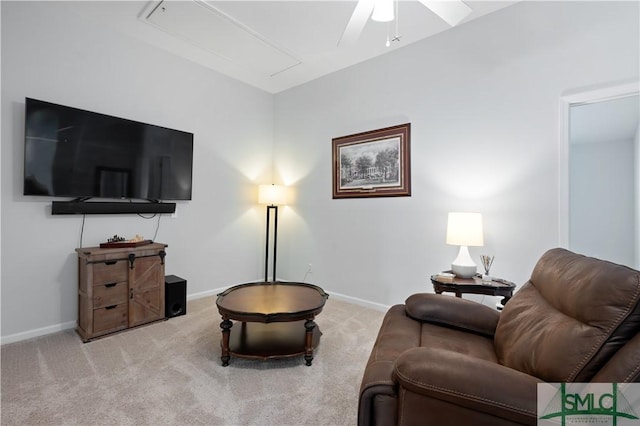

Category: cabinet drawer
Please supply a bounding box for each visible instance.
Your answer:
[93,304,127,334]
[92,260,128,286]
[93,282,128,309]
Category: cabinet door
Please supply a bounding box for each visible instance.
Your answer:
[129,255,165,327]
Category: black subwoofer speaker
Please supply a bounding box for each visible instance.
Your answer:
[165,275,187,318]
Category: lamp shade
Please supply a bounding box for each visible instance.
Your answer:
[446,212,484,247]
[258,184,287,205]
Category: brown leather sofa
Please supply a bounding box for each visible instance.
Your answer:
[358,248,640,426]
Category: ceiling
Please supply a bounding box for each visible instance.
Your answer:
[64,0,519,94]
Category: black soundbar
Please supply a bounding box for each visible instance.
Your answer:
[51,201,176,215]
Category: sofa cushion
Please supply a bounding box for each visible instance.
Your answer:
[494,248,640,382]
[405,293,500,337]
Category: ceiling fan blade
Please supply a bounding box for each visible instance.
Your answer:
[338,0,375,46]
[417,0,472,27]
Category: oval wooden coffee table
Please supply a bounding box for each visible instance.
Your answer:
[216,281,329,366]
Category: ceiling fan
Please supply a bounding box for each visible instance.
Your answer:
[338,0,473,46]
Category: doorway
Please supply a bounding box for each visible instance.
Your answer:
[559,82,640,269]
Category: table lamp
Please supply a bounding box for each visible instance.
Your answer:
[446,212,484,278]
[258,184,287,282]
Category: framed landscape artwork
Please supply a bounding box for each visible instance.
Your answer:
[332,123,411,199]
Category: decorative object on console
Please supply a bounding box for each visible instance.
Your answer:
[480,254,494,282]
[258,184,288,282]
[332,123,411,199]
[434,272,455,283]
[99,234,152,248]
[446,212,484,278]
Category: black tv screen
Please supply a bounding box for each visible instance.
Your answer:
[23,98,194,201]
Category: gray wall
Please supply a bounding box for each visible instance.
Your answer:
[1,1,274,341]
[273,1,640,306]
[568,94,639,268]
[570,138,635,266]
[636,123,640,269]
[2,1,639,342]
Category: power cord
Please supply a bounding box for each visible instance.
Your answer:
[153,213,161,241]
[136,212,161,241]
[78,210,162,248]
[79,214,86,247]
[303,264,313,283]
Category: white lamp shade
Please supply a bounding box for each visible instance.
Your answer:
[258,184,287,205]
[446,212,484,247]
[371,0,394,22]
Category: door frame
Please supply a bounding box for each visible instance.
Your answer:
[557,80,639,249]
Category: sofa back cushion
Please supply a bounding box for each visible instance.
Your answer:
[494,248,640,382]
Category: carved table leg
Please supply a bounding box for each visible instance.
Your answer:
[304,319,316,366]
[497,295,512,311]
[220,318,233,366]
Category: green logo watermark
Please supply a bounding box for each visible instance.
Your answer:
[538,383,640,425]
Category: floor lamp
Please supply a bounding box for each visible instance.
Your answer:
[258,184,287,283]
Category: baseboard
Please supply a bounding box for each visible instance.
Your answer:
[326,291,390,312]
[185,284,391,313]
[1,320,77,345]
[1,286,389,345]
[186,286,390,312]
[0,291,222,345]
[187,287,228,301]
[188,281,391,312]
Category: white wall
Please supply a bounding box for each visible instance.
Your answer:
[1,1,274,342]
[273,1,640,307]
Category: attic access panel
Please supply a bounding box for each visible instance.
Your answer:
[144,0,301,77]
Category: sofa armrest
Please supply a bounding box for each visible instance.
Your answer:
[405,293,500,337]
[394,347,541,425]
[359,304,421,426]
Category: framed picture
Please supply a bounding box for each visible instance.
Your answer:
[332,123,411,199]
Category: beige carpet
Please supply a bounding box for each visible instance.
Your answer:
[1,295,385,426]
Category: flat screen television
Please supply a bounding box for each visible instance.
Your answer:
[23,98,194,202]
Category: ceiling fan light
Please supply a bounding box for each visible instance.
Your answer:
[371,0,394,22]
